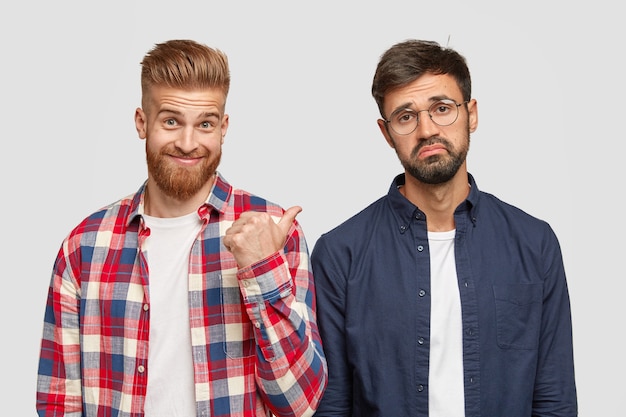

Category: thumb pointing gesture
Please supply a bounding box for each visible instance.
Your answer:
[223,205,302,268]
[277,205,302,238]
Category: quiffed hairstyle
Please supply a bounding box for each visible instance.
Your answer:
[140,39,230,109]
[371,39,472,118]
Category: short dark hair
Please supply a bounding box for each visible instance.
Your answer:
[371,39,471,118]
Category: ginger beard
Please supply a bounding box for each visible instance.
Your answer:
[395,125,470,185]
[146,143,221,201]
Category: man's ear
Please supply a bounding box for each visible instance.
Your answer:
[467,99,478,133]
[220,114,229,144]
[377,119,395,148]
[135,108,147,139]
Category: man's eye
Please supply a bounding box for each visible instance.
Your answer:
[432,102,453,115]
[165,119,177,126]
[201,118,219,130]
[395,112,417,124]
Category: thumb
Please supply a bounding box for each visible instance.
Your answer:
[277,205,302,234]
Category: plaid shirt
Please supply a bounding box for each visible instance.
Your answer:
[36,172,327,417]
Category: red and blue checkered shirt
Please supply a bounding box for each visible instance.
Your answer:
[36,172,327,417]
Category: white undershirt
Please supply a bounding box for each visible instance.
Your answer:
[142,212,202,417]
[428,229,465,417]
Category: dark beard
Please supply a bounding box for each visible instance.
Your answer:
[399,136,469,185]
[146,145,220,201]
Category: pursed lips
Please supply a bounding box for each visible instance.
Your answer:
[417,143,447,159]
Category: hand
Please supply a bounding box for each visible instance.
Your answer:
[223,206,302,268]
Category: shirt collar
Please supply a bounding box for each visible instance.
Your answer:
[387,172,481,229]
[202,171,233,216]
[126,171,234,227]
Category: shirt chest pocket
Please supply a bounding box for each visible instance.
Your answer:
[493,283,542,350]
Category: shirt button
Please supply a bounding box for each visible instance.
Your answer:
[417,245,424,252]
[254,322,261,328]
[418,337,424,345]
[143,304,149,311]
[137,365,145,373]
[417,384,424,392]
[418,289,426,297]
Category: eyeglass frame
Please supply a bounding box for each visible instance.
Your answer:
[382,98,469,136]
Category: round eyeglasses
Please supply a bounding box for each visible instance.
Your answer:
[383,99,468,135]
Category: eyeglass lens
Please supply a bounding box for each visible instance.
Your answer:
[388,99,462,135]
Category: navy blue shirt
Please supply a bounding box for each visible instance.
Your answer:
[311,173,577,416]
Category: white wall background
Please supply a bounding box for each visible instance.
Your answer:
[2,1,622,415]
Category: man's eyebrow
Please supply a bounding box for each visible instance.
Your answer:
[389,95,453,116]
[429,94,453,102]
[155,109,221,119]
[200,111,221,118]
[389,102,416,117]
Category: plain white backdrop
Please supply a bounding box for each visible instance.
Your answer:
[2,1,622,415]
